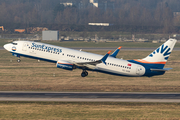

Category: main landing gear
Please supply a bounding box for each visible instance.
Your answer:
[81,70,88,77]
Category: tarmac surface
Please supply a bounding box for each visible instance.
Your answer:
[0,91,180,102]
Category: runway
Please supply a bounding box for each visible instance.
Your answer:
[0,91,180,102]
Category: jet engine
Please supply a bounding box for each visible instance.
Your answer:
[56,60,76,71]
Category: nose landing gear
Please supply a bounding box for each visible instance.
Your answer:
[17,56,21,63]
[17,59,21,63]
[81,70,88,77]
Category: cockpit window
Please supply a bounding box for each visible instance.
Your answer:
[12,42,18,45]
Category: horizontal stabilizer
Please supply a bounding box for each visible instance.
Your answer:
[110,46,122,58]
[150,68,172,72]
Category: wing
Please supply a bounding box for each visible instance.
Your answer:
[74,51,111,68]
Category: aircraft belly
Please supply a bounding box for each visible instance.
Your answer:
[96,65,134,76]
[96,63,145,77]
[96,67,133,76]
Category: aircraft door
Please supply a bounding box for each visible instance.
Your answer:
[22,43,27,51]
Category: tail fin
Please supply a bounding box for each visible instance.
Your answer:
[135,39,177,69]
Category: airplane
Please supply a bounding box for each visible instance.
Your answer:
[3,39,177,77]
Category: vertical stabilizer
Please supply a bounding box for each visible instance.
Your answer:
[134,39,177,68]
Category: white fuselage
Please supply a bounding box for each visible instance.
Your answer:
[4,41,146,77]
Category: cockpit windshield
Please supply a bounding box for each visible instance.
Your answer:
[12,42,18,45]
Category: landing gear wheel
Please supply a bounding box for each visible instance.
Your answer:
[17,59,21,63]
[81,72,86,77]
[85,71,88,76]
[81,71,88,77]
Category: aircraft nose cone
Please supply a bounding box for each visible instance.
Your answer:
[3,44,10,51]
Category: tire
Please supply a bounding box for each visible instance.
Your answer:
[17,59,21,63]
[85,71,88,76]
[81,72,86,77]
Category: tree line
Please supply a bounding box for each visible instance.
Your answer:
[1,0,180,33]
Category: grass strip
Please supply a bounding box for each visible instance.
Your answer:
[0,102,180,119]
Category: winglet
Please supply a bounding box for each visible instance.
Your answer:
[101,51,111,65]
[107,51,111,54]
[118,46,122,49]
[110,46,122,58]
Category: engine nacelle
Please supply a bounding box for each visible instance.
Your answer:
[56,60,76,71]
